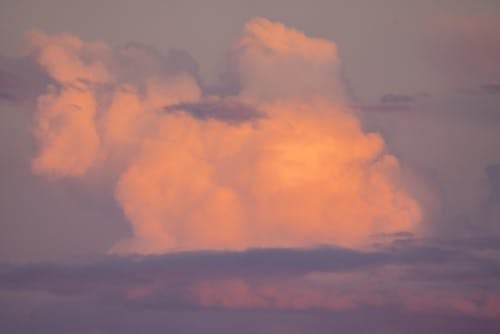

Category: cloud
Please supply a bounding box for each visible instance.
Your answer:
[164,97,264,124]
[28,18,421,254]
[351,103,411,112]
[232,18,344,102]
[486,164,500,202]
[482,164,500,231]
[0,56,51,103]
[380,94,414,104]
[26,29,113,176]
[350,93,419,113]
[114,42,203,89]
[0,91,16,102]
[482,82,500,95]
[1,238,500,318]
[32,85,101,176]
[27,29,112,86]
[0,70,18,102]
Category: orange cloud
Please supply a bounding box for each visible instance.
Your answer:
[234,18,344,102]
[111,98,420,253]
[28,30,110,176]
[191,279,355,311]
[28,29,111,86]
[187,274,500,318]
[29,18,421,254]
[32,86,100,176]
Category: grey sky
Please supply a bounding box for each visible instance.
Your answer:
[1,0,499,101]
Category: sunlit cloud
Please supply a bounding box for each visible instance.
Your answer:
[28,18,421,254]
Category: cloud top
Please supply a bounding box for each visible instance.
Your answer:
[28,18,421,254]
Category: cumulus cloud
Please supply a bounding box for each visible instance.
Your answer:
[28,29,112,86]
[27,29,112,176]
[29,18,422,254]
[233,18,344,102]
[0,56,51,103]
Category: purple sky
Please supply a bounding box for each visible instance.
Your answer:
[1,1,500,333]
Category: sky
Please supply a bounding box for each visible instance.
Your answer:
[0,0,500,333]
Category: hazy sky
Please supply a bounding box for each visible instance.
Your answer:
[1,0,499,100]
[1,1,500,333]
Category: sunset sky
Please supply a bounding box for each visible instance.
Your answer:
[1,1,500,333]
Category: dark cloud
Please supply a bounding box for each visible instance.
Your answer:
[2,237,499,303]
[481,164,500,232]
[114,43,203,90]
[0,91,16,102]
[165,48,203,85]
[486,164,500,202]
[481,83,500,94]
[164,97,265,123]
[351,103,411,112]
[350,93,417,112]
[380,94,414,104]
[0,247,385,292]
[0,56,51,103]
[1,239,500,334]
[0,70,18,102]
